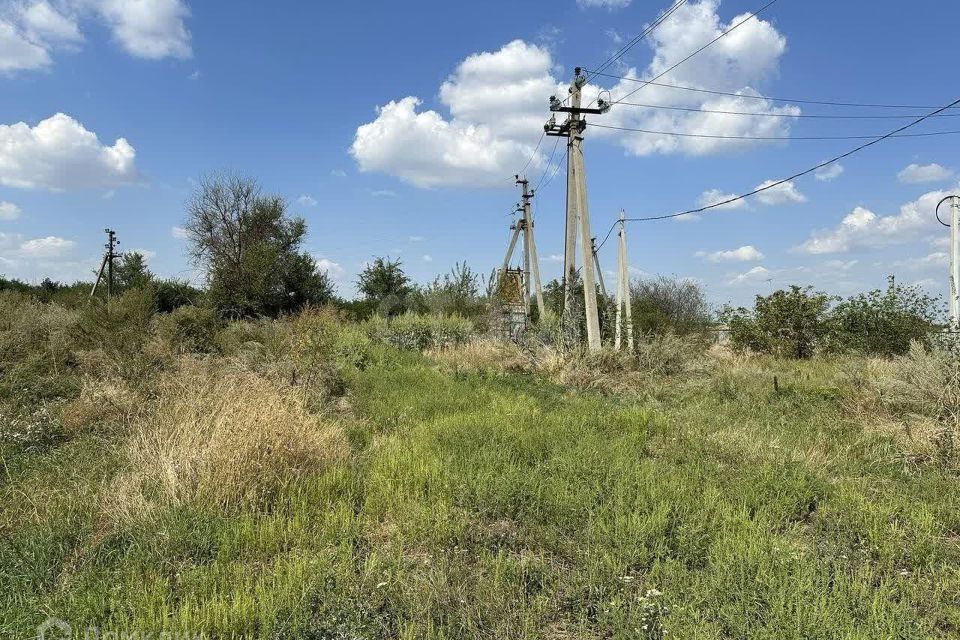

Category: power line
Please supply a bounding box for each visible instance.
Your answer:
[540,149,568,192]
[593,94,960,251]
[533,137,562,191]
[608,0,783,108]
[514,131,545,179]
[585,0,688,83]
[612,100,960,119]
[590,122,960,140]
[588,70,960,110]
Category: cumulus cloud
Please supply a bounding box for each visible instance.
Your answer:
[587,0,798,156]
[697,245,764,262]
[897,163,953,184]
[697,188,747,211]
[0,201,21,220]
[728,265,770,285]
[815,162,843,182]
[0,113,140,190]
[315,257,345,280]
[355,2,796,189]
[0,0,190,74]
[578,0,631,9]
[795,188,952,254]
[297,194,317,207]
[891,252,948,270]
[352,39,551,188]
[0,231,74,258]
[171,226,188,239]
[754,180,806,205]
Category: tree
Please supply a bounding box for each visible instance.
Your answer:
[185,172,333,317]
[722,286,833,359]
[829,277,942,356]
[356,257,411,317]
[413,262,484,317]
[115,251,154,291]
[629,275,711,336]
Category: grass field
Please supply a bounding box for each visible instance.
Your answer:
[1,304,959,638]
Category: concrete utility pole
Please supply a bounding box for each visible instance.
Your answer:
[937,195,960,326]
[614,210,634,351]
[517,176,546,319]
[545,67,610,352]
[90,228,121,300]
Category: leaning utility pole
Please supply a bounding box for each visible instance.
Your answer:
[90,228,121,300]
[545,67,609,352]
[516,175,546,319]
[613,211,634,351]
[936,195,960,326]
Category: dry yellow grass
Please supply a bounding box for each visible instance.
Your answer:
[106,359,349,522]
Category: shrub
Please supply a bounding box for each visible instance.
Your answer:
[107,361,349,519]
[412,262,486,319]
[634,331,708,376]
[629,276,711,336]
[0,292,81,404]
[75,288,160,381]
[723,286,833,359]
[365,313,474,351]
[829,280,942,357]
[153,305,223,355]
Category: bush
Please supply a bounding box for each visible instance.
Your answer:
[0,292,81,404]
[630,276,711,336]
[75,288,160,381]
[365,313,474,351]
[153,305,223,355]
[723,286,833,359]
[830,280,942,357]
[106,361,349,519]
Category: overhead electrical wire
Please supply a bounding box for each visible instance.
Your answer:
[587,70,960,110]
[593,94,960,252]
[514,131,545,180]
[607,0,783,109]
[589,122,960,140]
[534,137,562,191]
[611,100,960,119]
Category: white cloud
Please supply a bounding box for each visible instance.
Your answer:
[0,113,139,190]
[892,252,948,270]
[754,180,806,205]
[795,188,953,254]
[728,265,770,285]
[171,226,188,239]
[330,169,347,178]
[354,3,795,188]
[697,188,747,211]
[297,194,317,207]
[126,247,156,259]
[0,19,50,72]
[0,201,21,220]
[369,189,396,198]
[547,254,563,262]
[18,235,74,257]
[93,0,191,59]
[697,245,764,262]
[188,69,200,80]
[897,163,953,184]
[815,162,843,182]
[408,235,424,242]
[578,0,631,10]
[0,1,189,74]
[422,254,433,262]
[315,257,345,280]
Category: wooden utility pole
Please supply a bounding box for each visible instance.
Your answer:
[90,228,121,300]
[545,67,609,352]
[614,211,634,351]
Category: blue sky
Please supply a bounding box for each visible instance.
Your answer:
[0,0,958,306]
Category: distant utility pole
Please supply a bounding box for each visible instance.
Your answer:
[90,228,122,300]
[937,195,960,326]
[614,211,634,351]
[545,67,610,352]
[517,175,546,319]
[500,178,546,320]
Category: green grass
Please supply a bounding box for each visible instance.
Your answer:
[2,345,959,638]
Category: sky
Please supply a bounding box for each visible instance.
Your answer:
[0,0,958,307]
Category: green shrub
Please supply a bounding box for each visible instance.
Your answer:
[829,280,942,357]
[365,313,474,351]
[629,275,712,336]
[75,288,160,381]
[154,305,223,355]
[722,286,833,359]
